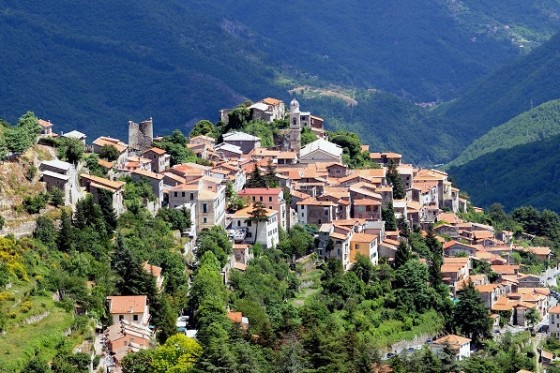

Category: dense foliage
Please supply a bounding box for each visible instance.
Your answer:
[449,133,560,212]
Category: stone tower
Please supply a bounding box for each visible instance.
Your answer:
[128,117,154,152]
[289,98,301,155]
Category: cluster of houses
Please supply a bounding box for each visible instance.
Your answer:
[33,96,558,366]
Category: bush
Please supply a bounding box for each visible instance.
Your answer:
[23,193,49,214]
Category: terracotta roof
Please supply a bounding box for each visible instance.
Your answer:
[297,197,336,206]
[278,151,297,159]
[98,159,115,169]
[169,183,198,191]
[541,350,554,360]
[81,174,125,191]
[232,206,277,218]
[38,119,53,128]
[433,334,471,349]
[261,97,283,105]
[351,233,377,243]
[238,188,282,196]
[142,262,163,277]
[352,198,381,206]
[549,305,560,314]
[93,136,128,153]
[143,147,166,155]
[330,232,350,240]
[515,246,551,256]
[132,169,164,180]
[107,295,147,314]
[227,311,243,324]
[490,265,520,275]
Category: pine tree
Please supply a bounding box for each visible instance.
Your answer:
[246,164,267,188]
[57,208,74,252]
[387,160,406,199]
[98,189,117,231]
[246,201,269,246]
[382,202,397,231]
[454,281,492,344]
[425,225,443,286]
[112,235,151,295]
[394,241,412,268]
[265,159,279,187]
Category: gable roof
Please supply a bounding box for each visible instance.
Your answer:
[238,188,282,196]
[222,131,261,142]
[300,139,342,158]
[107,295,147,314]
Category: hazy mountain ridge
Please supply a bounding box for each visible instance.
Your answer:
[446,99,560,168]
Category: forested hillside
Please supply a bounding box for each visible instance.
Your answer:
[448,134,560,212]
[437,31,560,147]
[447,99,560,167]
[2,0,560,148]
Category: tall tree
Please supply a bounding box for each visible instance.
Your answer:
[246,164,267,188]
[454,281,492,344]
[393,241,412,268]
[382,202,397,231]
[425,225,443,286]
[33,215,58,249]
[265,159,279,187]
[387,160,406,199]
[57,208,74,252]
[98,188,117,231]
[246,201,269,246]
[112,235,151,295]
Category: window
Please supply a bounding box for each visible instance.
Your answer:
[203,217,207,224]
[260,196,263,202]
[269,196,272,202]
[247,221,252,227]
[174,192,178,197]
[203,203,207,213]
[133,315,138,321]
[269,206,273,209]
[182,192,185,197]
[237,221,241,227]
[252,196,255,201]
[119,315,124,321]
[324,210,329,216]
[190,193,194,200]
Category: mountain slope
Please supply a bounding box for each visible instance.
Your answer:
[447,99,560,167]
[218,0,560,100]
[437,31,560,146]
[448,134,560,212]
[0,0,283,139]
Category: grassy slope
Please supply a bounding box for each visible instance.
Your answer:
[448,134,560,212]
[447,99,560,167]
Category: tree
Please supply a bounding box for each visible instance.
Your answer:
[0,215,4,231]
[33,216,58,248]
[525,307,540,330]
[394,241,411,268]
[301,126,317,147]
[99,144,119,161]
[351,254,375,283]
[246,201,269,246]
[397,217,410,238]
[51,351,90,373]
[425,225,443,286]
[58,137,85,164]
[265,159,279,187]
[98,188,117,231]
[57,208,74,252]
[190,120,215,138]
[454,281,492,344]
[246,164,267,188]
[112,235,152,295]
[382,202,397,231]
[195,226,233,267]
[151,333,202,372]
[122,349,154,373]
[386,160,406,199]
[50,187,65,207]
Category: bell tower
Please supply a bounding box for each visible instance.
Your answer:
[289,98,301,155]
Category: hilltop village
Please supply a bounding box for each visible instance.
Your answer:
[1,98,559,372]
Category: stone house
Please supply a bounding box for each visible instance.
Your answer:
[39,159,80,206]
[38,119,54,136]
[142,147,170,173]
[79,174,125,216]
[131,169,164,211]
[431,335,471,361]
